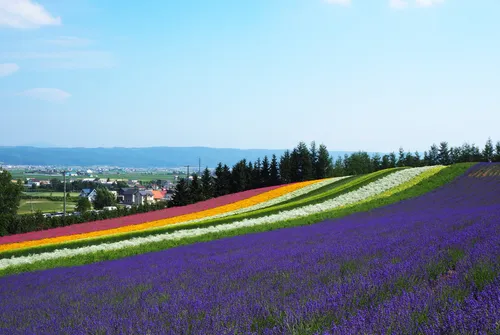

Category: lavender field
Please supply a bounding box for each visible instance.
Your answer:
[1,164,499,334]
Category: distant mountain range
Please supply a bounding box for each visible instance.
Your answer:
[0,146,374,168]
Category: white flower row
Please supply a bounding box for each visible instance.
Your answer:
[0,167,436,270]
[176,176,348,226]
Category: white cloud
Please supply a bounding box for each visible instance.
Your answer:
[19,88,71,103]
[390,0,444,9]
[0,63,19,77]
[390,0,409,9]
[415,0,444,7]
[324,0,351,5]
[45,36,92,47]
[0,0,61,28]
[0,51,114,69]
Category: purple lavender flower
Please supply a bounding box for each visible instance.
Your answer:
[0,163,499,334]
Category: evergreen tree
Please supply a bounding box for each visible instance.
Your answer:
[213,163,224,197]
[381,155,390,170]
[261,156,271,187]
[344,151,372,175]
[201,167,213,200]
[290,148,300,182]
[279,150,292,184]
[189,174,203,203]
[495,141,500,162]
[388,152,397,168]
[413,151,421,167]
[316,144,333,179]
[171,178,190,207]
[371,153,381,172]
[449,147,460,164]
[76,197,91,212]
[483,137,494,162]
[428,144,439,165]
[93,188,116,210]
[397,147,406,167]
[231,160,248,192]
[404,152,414,167]
[252,158,262,188]
[290,142,313,182]
[270,154,280,185]
[310,141,318,178]
[423,151,430,166]
[246,162,254,189]
[438,141,450,165]
[333,156,344,176]
[222,165,232,194]
[458,143,472,162]
[299,141,313,180]
[471,144,483,162]
[0,170,23,216]
[214,163,231,197]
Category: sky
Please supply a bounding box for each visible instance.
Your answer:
[0,0,499,152]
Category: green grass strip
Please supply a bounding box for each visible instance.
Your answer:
[0,169,398,259]
[266,175,358,206]
[0,163,474,278]
[350,165,446,206]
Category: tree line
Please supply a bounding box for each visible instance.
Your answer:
[170,141,334,206]
[170,138,500,206]
[0,201,168,236]
[1,138,500,236]
[330,138,500,177]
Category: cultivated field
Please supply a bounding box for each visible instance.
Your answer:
[9,170,179,182]
[0,163,498,333]
[18,200,76,215]
[22,192,81,197]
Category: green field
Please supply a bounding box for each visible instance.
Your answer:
[9,170,179,182]
[18,199,76,215]
[23,192,81,197]
[95,172,178,182]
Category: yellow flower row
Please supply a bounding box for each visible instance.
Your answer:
[375,166,445,198]
[348,166,446,207]
[0,180,322,252]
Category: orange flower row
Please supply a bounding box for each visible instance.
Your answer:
[0,180,322,253]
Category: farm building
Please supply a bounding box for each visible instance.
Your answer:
[79,189,97,202]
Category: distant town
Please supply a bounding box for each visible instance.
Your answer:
[1,164,208,216]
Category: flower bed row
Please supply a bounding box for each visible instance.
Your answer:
[0,180,324,248]
[0,169,402,259]
[0,166,442,270]
[0,164,474,277]
[1,164,489,334]
[0,174,370,259]
[0,170,397,259]
[172,176,348,226]
[0,185,283,245]
[136,169,397,238]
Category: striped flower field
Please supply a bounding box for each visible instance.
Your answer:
[0,166,436,271]
[1,163,499,334]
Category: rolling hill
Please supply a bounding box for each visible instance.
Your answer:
[0,146,374,168]
[0,163,498,334]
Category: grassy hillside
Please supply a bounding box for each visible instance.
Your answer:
[0,164,473,276]
[1,163,497,334]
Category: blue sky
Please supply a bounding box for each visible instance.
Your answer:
[0,0,499,152]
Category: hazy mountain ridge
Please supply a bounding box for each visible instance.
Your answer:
[0,146,371,168]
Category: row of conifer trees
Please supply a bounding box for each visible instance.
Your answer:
[170,138,500,207]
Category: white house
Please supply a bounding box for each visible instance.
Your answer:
[135,190,154,205]
[79,189,97,202]
[26,179,41,188]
